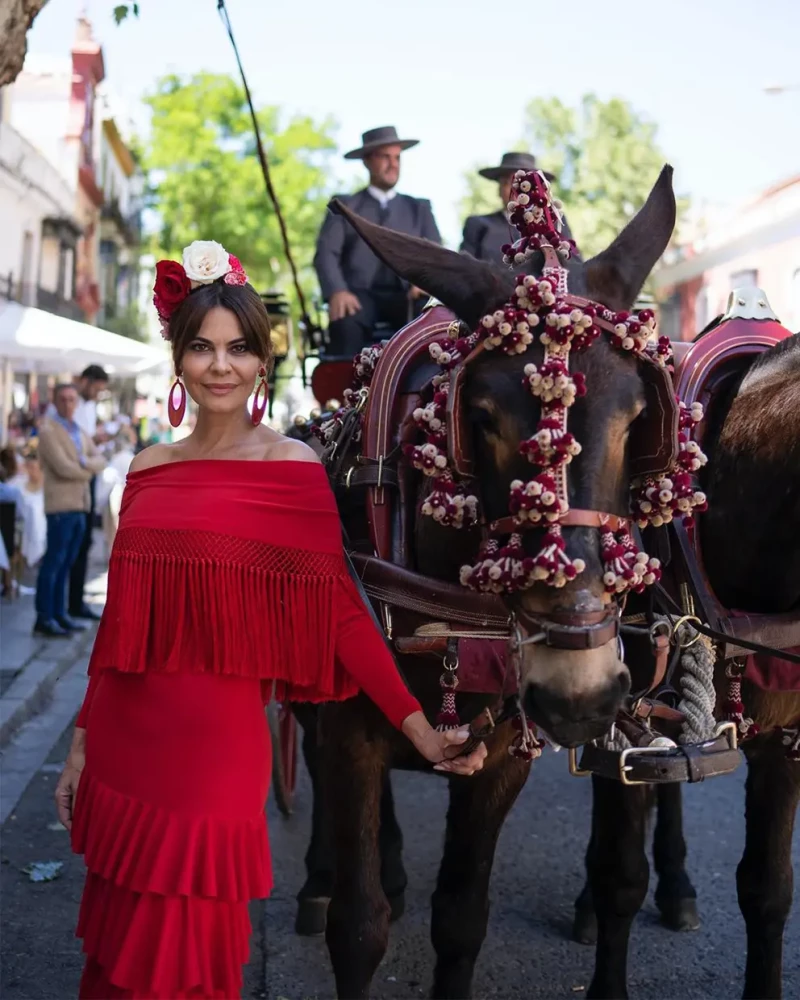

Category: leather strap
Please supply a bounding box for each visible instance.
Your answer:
[349,552,511,630]
[337,463,399,490]
[646,632,671,694]
[394,635,448,655]
[516,606,619,650]
[490,509,629,537]
[577,735,741,784]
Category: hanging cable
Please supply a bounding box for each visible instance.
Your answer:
[216,0,315,332]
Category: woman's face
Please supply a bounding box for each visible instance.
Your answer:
[178,307,262,415]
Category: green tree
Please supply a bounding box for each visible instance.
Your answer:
[459,95,685,260]
[143,72,337,294]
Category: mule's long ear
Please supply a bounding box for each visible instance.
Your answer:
[583,165,676,312]
[329,199,516,328]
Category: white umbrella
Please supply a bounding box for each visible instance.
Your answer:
[0,300,169,445]
[0,300,167,375]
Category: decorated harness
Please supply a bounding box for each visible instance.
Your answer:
[314,169,798,780]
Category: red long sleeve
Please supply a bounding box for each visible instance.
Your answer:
[334,576,421,729]
[83,580,421,732]
[76,672,100,729]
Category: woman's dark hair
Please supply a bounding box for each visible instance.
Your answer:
[169,281,273,372]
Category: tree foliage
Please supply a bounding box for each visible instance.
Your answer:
[112,3,138,25]
[143,72,337,294]
[460,94,685,260]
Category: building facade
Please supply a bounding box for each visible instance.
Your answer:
[655,176,800,339]
[3,14,142,330]
[0,85,81,315]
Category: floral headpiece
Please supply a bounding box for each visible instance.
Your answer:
[153,240,248,340]
[403,168,707,597]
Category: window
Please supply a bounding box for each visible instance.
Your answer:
[730,269,758,291]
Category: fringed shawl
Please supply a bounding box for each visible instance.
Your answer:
[88,459,361,703]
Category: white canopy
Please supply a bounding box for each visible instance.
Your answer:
[0,300,167,376]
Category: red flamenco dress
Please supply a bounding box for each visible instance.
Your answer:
[71,460,421,999]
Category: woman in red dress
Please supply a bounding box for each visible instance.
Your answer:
[54,241,486,999]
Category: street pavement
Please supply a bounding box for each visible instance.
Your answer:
[2,702,800,999]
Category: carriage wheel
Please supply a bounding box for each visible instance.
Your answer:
[268,702,298,817]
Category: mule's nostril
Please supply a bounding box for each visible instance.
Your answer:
[617,671,631,697]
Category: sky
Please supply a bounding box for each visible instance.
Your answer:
[24,0,800,249]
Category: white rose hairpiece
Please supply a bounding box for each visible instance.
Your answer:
[153,239,249,340]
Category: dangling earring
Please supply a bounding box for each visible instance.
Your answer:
[251,365,269,427]
[168,373,186,428]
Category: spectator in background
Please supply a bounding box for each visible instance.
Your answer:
[46,364,110,620]
[17,449,47,569]
[0,453,22,599]
[98,428,137,554]
[35,384,106,637]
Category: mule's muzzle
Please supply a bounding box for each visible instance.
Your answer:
[523,669,630,749]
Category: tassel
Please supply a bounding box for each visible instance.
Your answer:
[601,525,661,595]
[529,524,586,588]
[779,728,800,761]
[508,714,544,761]
[420,476,479,529]
[723,666,759,740]
[436,676,461,731]
[436,642,461,731]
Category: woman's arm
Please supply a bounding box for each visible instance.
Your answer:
[335,574,421,729]
[335,575,486,775]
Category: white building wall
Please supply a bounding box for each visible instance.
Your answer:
[0,119,76,303]
[8,58,77,193]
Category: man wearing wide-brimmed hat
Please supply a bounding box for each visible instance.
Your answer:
[314,126,441,356]
[461,151,575,264]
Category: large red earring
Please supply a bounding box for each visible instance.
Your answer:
[252,366,269,427]
[168,375,186,428]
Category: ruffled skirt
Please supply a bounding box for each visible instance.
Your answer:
[72,671,272,999]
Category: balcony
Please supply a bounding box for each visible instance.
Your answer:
[0,276,87,322]
[36,286,86,322]
[101,197,142,247]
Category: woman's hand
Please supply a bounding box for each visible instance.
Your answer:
[54,730,86,831]
[401,712,487,776]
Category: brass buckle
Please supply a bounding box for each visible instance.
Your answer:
[568,747,591,777]
[618,744,677,786]
[714,720,738,751]
[345,466,356,489]
[380,602,393,640]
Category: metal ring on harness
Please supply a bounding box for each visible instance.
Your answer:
[671,614,703,649]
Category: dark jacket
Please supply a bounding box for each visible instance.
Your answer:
[314,188,441,301]
[460,209,576,264]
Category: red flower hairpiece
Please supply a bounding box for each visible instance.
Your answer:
[153,241,250,340]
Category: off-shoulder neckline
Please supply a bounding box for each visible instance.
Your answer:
[127,458,324,480]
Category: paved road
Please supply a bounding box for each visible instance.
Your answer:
[2,715,799,999]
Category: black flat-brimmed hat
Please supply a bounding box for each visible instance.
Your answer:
[344,126,420,160]
[479,151,555,182]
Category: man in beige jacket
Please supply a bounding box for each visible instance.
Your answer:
[34,384,106,637]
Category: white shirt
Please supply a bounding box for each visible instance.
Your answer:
[367,186,397,210]
[74,397,97,438]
